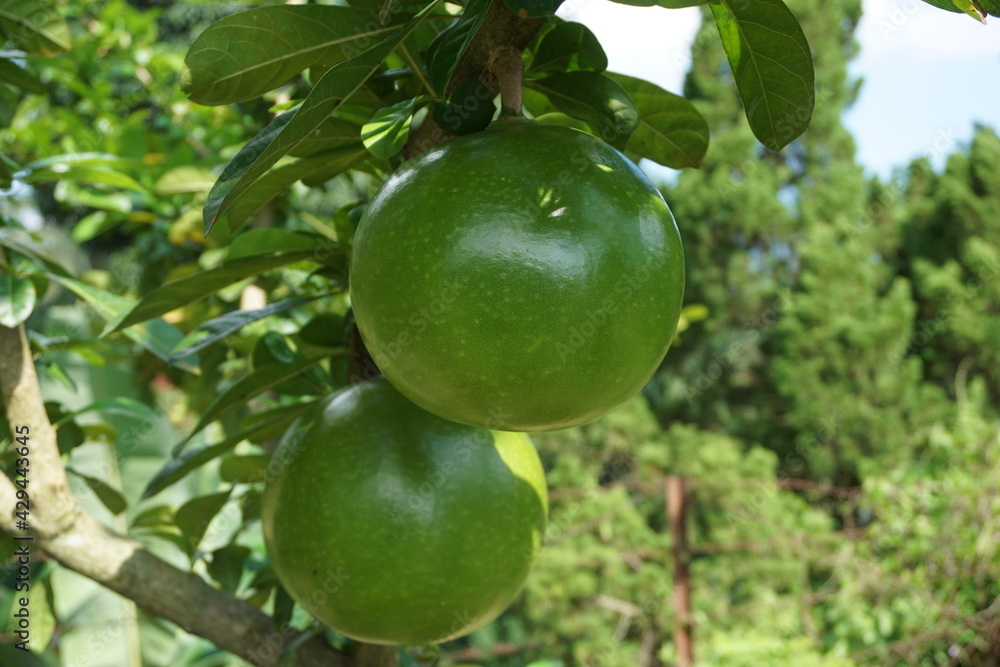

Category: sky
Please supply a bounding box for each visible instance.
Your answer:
[556,0,1000,180]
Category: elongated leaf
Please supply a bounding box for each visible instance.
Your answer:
[102,249,318,336]
[176,356,327,452]
[0,57,43,93]
[0,226,72,276]
[709,0,814,150]
[0,154,14,188]
[227,148,368,227]
[64,397,156,423]
[24,164,144,191]
[182,6,408,105]
[66,468,127,515]
[527,71,639,149]
[433,79,497,135]
[176,491,231,556]
[0,0,71,55]
[299,146,371,187]
[288,117,363,158]
[154,166,218,196]
[219,454,270,484]
[919,0,998,14]
[528,20,607,74]
[428,0,491,95]
[202,110,296,234]
[203,2,440,234]
[228,228,325,261]
[142,399,317,497]
[171,297,319,362]
[951,0,989,19]
[208,544,251,593]
[0,271,35,326]
[47,275,198,373]
[143,442,233,500]
[607,72,709,169]
[21,152,136,171]
[362,98,425,158]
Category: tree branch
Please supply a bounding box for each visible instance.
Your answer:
[403,0,543,157]
[0,322,348,667]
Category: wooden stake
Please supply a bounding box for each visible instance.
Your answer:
[665,475,694,667]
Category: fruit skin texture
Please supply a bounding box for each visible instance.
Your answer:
[350,122,685,431]
[261,377,548,646]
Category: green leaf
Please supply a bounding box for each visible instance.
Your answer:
[175,491,231,557]
[66,467,127,515]
[46,275,199,373]
[72,211,118,243]
[0,226,72,276]
[427,0,491,94]
[0,154,14,188]
[528,20,607,74]
[142,442,235,500]
[41,358,76,391]
[176,356,327,453]
[951,0,989,20]
[130,504,176,530]
[182,5,411,105]
[226,148,368,227]
[527,72,639,149]
[171,297,320,362]
[228,228,325,261]
[202,109,295,234]
[63,397,156,424]
[145,402,314,491]
[219,454,270,484]
[299,146,372,187]
[0,270,35,326]
[503,0,564,17]
[919,0,998,14]
[606,72,709,169]
[202,2,440,234]
[20,152,144,191]
[362,98,425,159]
[101,248,318,336]
[0,0,71,54]
[709,0,815,150]
[433,79,497,135]
[208,544,251,593]
[24,164,144,191]
[154,166,219,196]
[288,117,364,158]
[0,57,44,94]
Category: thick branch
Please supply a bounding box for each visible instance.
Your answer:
[0,323,347,667]
[404,1,542,157]
[447,0,543,98]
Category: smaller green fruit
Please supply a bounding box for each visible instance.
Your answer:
[262,377,548,646]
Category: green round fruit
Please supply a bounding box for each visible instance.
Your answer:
[261,377,548,646]
[350,122,684,431]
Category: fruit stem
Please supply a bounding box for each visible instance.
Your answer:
[490,48,525,119]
